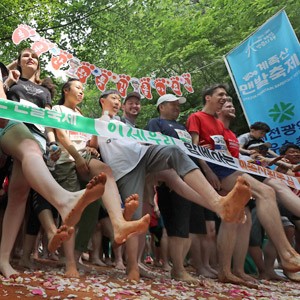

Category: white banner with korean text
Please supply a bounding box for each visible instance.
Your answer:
[0,98,299,189]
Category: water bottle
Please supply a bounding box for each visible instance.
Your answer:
[47,144,58,171]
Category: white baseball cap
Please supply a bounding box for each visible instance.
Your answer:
[156,94,186,107]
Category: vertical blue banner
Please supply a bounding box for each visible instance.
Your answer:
[225,10,300,152]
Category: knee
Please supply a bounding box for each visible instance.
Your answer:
[169,145,184,156]
[259,184,275,200]
[269,179,288,194]
[101,163,113,177]
[206,222,216,238]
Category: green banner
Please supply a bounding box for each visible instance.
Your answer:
[0,98,299,189]
[0,98,97,135]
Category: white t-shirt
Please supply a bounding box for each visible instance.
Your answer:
[52,105,90,164]
[97,119,148,181]
[237,132,252,148]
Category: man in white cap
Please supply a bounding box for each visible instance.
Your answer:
[146,94,208,282]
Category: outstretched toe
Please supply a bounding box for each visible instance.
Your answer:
[48,225,74,253]
[123,194,139,221]
[219,176,251,223]
[64,173,107,227]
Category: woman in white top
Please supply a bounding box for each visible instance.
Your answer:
[51,79,150,274]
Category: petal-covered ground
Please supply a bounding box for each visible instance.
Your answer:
[1,259,300,300]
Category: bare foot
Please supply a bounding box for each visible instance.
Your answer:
[127,264,140,281]
[233,271,258,283]
[219,272,258,288]
[48,252,60,261]
[48,225,74,253]
[162,263,172,272]
[171,269,199,284]
[114,260,126,270]
[123,194,139,221]
[259,270,285,281]
[65,262,80,278]
[197,266,218,279]
[89,257,107,267]
[281,248,300,273]
[76,261,94,273]
[18,257,38,270]
[114,214,150,245]
[283,270,300,282]
[63,173,106,227]
[104,258,114,266]
[219,176,251,223]
[0,262,19,278]
[139,263,160,279]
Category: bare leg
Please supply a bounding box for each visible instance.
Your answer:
[217,221,241,283]
[126,235,140,281]
[63,233,79,278]
[101,217,126,270]
[0,128,107,227]
[160,229,171,270]
[0,161,30,278]
[114,245,126,270]
[19,234,38,269]
[265,178,300,217]
[169,236,198,283]
[221,172,300,273]
[89,219,106,267]
[157,169,251,223]
[88,160,150,244]
[232,207,257,282]
[261,239,283,280]
[202,221,218,277]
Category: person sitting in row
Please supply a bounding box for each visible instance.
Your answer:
[185,83,300,285]
[146,94,211,282]
[90,89,252,281]
[0,54,149,278]
[0,65,106,278]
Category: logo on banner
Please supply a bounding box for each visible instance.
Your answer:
[225,10,300,153]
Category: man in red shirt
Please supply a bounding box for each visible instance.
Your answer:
[186,84,300,276]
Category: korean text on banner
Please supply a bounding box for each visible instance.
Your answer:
[224,10,300,153]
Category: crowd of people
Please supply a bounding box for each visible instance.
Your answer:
[0,48,300,287]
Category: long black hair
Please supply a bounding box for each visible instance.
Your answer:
[58,78,80,105]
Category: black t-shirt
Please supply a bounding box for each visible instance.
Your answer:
[6,78,52,137]
[145,117,186,139]
[7,78,51,108]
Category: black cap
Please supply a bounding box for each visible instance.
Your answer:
[0,62,9,78]
[123,92,141,103]
[99,89,121,99]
